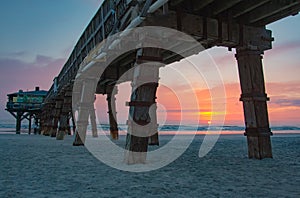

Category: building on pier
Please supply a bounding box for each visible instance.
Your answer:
[6,87,47,134]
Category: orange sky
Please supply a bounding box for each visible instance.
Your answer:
[94,80,300,127]
[93,41,300,127]
[157,82,300,126]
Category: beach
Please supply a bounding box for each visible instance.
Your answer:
[0,133,299,198]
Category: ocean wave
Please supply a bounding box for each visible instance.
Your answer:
[1,122,300,132]
[68,124,300,132]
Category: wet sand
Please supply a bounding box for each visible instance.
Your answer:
[0,134,299,197]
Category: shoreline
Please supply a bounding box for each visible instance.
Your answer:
[1,129,300,135]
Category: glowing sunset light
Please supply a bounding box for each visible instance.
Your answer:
[197,111,226,116]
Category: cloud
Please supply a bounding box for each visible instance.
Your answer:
[223,82,300,107]
[0,55,65,119]
[267,82,300,94]
[270,99,300,107]
[9,51,28,57]
[0,53,63,74]
[0,57,28,70]
[0,51,27,58]
[192,82,300,125]
[0,51,37,64]
[35,55,58,67]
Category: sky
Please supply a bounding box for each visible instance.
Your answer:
[0,0,299,126]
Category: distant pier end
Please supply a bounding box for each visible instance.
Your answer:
[6,87,47,134]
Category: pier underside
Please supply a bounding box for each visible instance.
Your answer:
[39,0,300,161]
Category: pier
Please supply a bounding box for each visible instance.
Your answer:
[7,0,300,161]
[6,87,47,134]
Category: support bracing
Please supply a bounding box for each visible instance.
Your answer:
[40,118,44,134]
[51,100,63,137]
[148,103,159,146]
[16,112,23,134]
[39,109,45,135]
[57,93,72,140]
[90,104,98,138]
[56,114,69,140]
[66,118,71,135]
[73,78,97,146]
[71,111,76,135]
[28,115,32,135]
[34,117,39,135]
[43,104,55,136]
[50,117,59,137]
[124,48,161,164]
[107,90,119,140]
[236,49,273,159]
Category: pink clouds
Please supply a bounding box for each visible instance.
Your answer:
[224,82,300,126]
[0,55,64,90]
[0,55,65,119]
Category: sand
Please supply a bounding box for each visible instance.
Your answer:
[0,134,299,198]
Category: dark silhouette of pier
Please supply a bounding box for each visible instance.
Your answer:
[8,0,300,162]
[6,87,47,134]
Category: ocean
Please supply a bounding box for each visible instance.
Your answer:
[1,119,300,135]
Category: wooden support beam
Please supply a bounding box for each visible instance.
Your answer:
[57,95,72,140]
[90,103,98,138]
[231,0,270,18]
[66,117,71,135]
[73,78,98,146]
[236,49,273,159]
[192,0,214,11]
[43,104,55,136]
[34,117,39,135]
[253,3,300,26]
[7,110,17,119]
[143,10,272,51]
[56,113,69,140]
[21,112,30,121]
[50,100,63,137]
[28,115,32,135]
[211,0,243,16]
[50,117,59,137]
[16,112,23,134]
[107,89,119,140]
[39,112,45,134]
[239,0,300,25]
[124,48,160,164]
[41,107,54,136]
[71,111,76,135]
[148,103,159,146]
[170,0,185,7]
